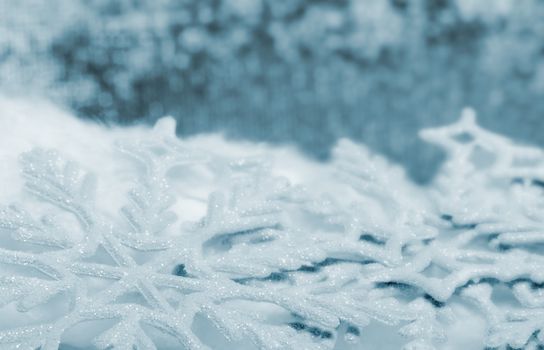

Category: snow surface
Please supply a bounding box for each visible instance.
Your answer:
[1,98,544,349]
[3,0,544,183]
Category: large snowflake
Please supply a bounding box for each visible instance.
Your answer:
[1,112,544,349]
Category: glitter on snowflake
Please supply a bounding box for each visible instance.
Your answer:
[1,112,544,349]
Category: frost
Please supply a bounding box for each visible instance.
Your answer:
[1,111,544,349]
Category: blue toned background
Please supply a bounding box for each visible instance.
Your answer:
[1,0,543,182]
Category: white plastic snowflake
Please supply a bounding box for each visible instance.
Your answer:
[1,111,544,349]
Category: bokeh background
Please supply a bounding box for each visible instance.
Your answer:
[1,0,543,182]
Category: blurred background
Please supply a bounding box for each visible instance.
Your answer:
[1,0,543,182]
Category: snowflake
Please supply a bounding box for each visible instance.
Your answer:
[1,112,544,349]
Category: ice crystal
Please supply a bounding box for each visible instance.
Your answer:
[1,111,544,349]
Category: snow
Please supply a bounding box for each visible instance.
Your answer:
[1,99,544,349]
[3,0,544,184]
